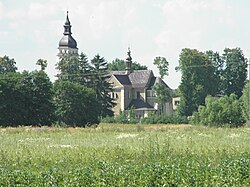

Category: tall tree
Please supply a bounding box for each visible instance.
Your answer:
[0,72,22,126]
[78,53,92,86]
[56,53,115,118]
[36,59,47,71]
[54,80,101,126]
[177,48,217,116]
[0,56,17,74]
[56,54,80,83]
[152,56,171,115]
[153,80,171,115]
[0,70,55,126]
[108,58,147,71]
[205,50,224,95]
[153,56,169,78]
[90,54,115,117]
[222,48,247,98]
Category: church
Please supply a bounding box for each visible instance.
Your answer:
[57,12,174,118]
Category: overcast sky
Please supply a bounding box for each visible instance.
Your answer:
[1,0,250,88]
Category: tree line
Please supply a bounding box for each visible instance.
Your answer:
[177,47,248,127]
[0,54,119,127]
[0,47,248,127]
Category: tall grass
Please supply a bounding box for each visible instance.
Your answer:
[0,124,249,186]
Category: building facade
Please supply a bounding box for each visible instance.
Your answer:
[109,49,173,118]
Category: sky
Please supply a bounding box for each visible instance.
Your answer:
[1,0,250,89]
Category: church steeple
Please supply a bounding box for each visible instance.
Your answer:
[125,47,133,74]
[58,11,78,57]
[63,11,72,35]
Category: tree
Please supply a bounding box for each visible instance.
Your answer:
[56,54,80,83]
[56,53,115,118]
[77,53,92,86]
[153,57,169,78]
[205,50,223,95]
[177,48,217,117]
[153,82,171,115]
[222,48,247,98]
[108,58,147,71]
[28,70,55,125]
[36,59,47,71]
[56,53,92,86]
[0,70,55,126]
[0,55,17,74]
[0,72,22,126]
[240,81,249,121]
[192,94,245,127]
[152,57,171,115]
[54,80,101,126]
[90,54,115,117]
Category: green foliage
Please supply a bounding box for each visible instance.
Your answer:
[177,48,247,117]
[56,53,115,118]
[0,70,55,126]
[90,54,115,117]
[141,114,189,124]
[206,50,224,94]
[0,125,249,186]
[102,111,188,125]
[0,55,17,74]
[240,81,249,121]
[102,109,140,124]
[108,58,148,71]
[153,83,171,115]
[191,94,246,127]
[56,54,82,83]
[153,56,169,78]
[53,80,101,127]
[177,48,218,117]
[36,59,47,71]
[222,48,248,98]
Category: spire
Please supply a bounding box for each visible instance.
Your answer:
[58,11,78,57]
[66,11,70,24]
[125,47,133,74]
[63,11,72,35]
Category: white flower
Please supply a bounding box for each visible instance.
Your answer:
[116,133,138,139]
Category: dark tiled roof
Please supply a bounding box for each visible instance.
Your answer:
[126,99,154,109]
[114,75,131,85]
[147,77,171,90]
[112,70,153,88]
[147,77,156,90]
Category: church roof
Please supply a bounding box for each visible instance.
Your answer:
[112,70,153,88]
[59,35,77,48]
[59,11,77,49]
[114,74,131,85]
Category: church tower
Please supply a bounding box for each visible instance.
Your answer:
[125,48,133,75]
[58,11,78,57]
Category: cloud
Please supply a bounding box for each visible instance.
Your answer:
[152,0,239,87]
[0,2,4,19]
[1,0,250,89]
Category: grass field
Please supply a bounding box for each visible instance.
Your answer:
[0,123,249,186]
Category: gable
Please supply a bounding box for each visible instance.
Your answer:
[109,75,123,88]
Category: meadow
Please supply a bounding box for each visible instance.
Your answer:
[0,123,249,186]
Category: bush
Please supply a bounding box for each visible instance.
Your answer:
[191,94,246,127]
[141,114,189,124]
[101,111,189,125]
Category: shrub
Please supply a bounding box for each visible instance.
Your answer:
[191,94,246,127]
